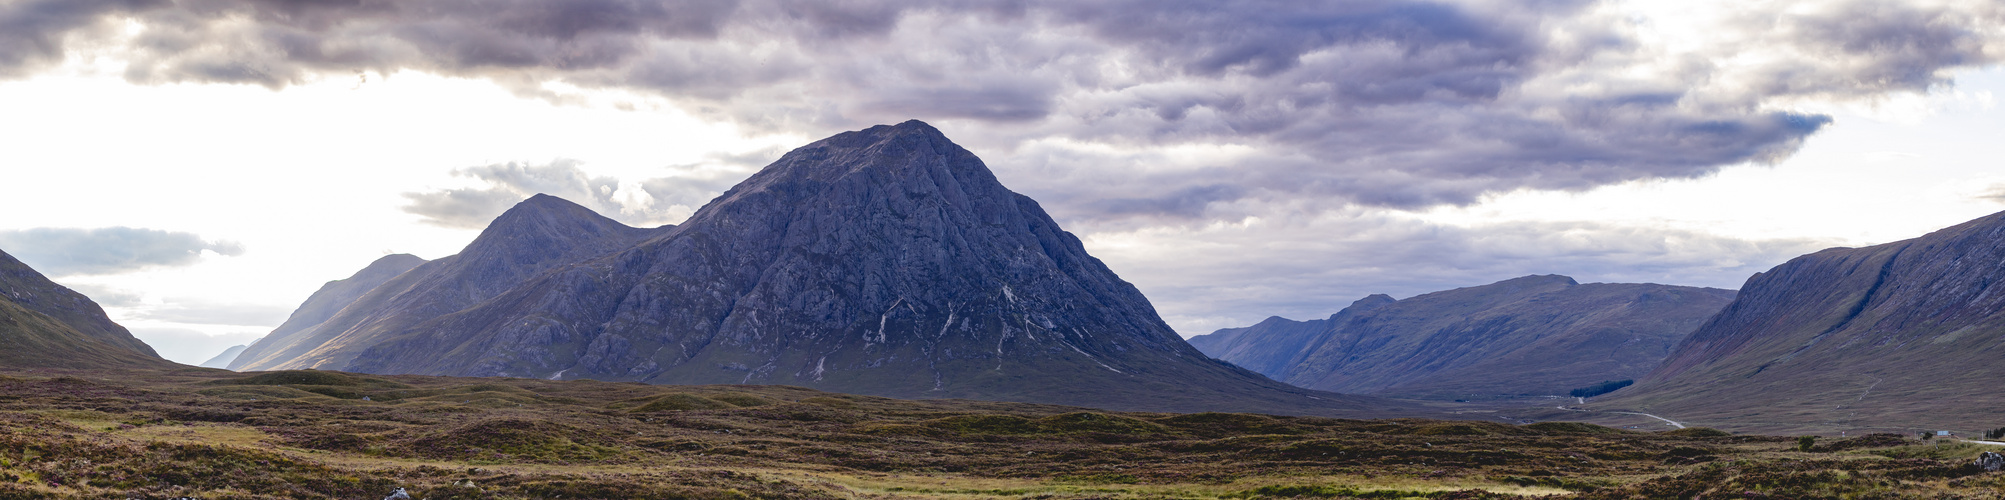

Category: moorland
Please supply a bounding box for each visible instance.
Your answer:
[3,366,2004,499]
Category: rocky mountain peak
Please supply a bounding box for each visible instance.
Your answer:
[1348,294,1398,310]
[263,122,1406,416]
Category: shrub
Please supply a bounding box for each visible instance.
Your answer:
[1568,380,1634,398]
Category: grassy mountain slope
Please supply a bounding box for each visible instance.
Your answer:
[0,248,161,359]
[0,248,169,369]
[1191,275,1735,400]
[1601,209,2005,434]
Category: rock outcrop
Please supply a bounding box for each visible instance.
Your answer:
[1189,275,1735,400]
[239,121,1407,416]
[0,248,170,369]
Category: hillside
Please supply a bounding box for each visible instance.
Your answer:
[232,121,1405,417]
[1190,275,1735,400]
[1602,209,2005,434]
[0,248,170,369]
[229,198,668,371]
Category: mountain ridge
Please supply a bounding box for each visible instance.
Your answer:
[1191,275,1735,400]
[231,196,671,371]
[1604,209,2005,433]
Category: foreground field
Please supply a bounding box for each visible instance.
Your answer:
[1,367,2001,499]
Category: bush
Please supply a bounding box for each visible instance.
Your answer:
[1797,436,1817,452]
[1568,380,1634,398]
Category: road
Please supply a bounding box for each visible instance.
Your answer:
[1555,406,1687,429]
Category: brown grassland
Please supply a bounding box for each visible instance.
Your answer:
[2,366,2003,499]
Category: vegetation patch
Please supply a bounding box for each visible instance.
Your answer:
[401,418,617,462]
[1567,380,1634,398]
[1522,421,1628,435]
[632,393,736,412]
[1660,427,1732,437]
[207,370,409,389]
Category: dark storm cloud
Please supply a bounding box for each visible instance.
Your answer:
[0,227,244,276]
[402,159,744,229]
[0,0,163,77]
[9,0,2004,219]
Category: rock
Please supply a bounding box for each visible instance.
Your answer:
[383,487,411,500]
[1976,452,2004,472]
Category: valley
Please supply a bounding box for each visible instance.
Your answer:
[7,121,2005,499]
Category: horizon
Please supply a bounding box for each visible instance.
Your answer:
[1,1,2002,364]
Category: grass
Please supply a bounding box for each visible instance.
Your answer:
[0,366,2000,499]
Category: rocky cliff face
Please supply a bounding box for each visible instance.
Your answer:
[251,121,1408,416]
[1189,275,1735,400]
[1610,209,2005,431]
[0,248,169,368]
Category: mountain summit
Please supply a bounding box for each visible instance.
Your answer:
[247,121,1402,416]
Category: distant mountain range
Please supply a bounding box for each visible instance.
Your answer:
[232,121,1411,417]
[1604,209,2005,433]
[0,248,170,369]
[1190,275,1735,400]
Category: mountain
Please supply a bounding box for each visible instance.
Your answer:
[231,197,667,371]
[199,344,247,369]
[245,121,1407,416]
[255,253,426,349]
[0,248,170,369]
[1604,209,2005,433]
[1189,275,1736,400]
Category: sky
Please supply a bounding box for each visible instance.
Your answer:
[0,0,2001,364]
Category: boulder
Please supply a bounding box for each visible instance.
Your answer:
[1974,451,2004,472]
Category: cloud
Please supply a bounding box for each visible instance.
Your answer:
[0,0,162,78]
[1081,208,1834,335]
[0,227,244,276]
[1981,183,2005,203]
[129,300,292,327]
[5,0,1998,221]
[402,157,755,229]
